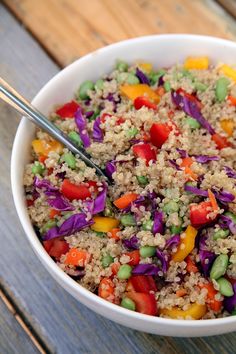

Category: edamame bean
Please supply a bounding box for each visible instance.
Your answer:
[163,201,179,214]
[213,229,229,240]
[194,82,208,92]
[68,131,83,147]
[126,127,139,138]
[215,77,230,102]
[224,211,236,224]
[104,199,114,217]
[41,219,57,234]
[181,69,194,80]
[127,73,140,85]
[216,277,234,297]
[140,246,156,258]
[31,161,45,175]
[164,81,171,92]
[116,60,129,72]
[142,219,154,231]
[95,79,104,91]
[61,152,76,169]
[170,224,183,234]
[210,254,229,280]
[95,231,106,238]
[121,297,136,311]
[136,175,149,186]
[121,214,136,227]
[185,116,201,129]
[117,264,132,280]
[90,107,101,122]
[78,80,95,100]
[149,69,166,85]
[102,254,114,268]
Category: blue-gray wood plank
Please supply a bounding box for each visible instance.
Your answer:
[0,3,236,353]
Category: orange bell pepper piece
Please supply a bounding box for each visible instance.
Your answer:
[199,283,222,312]
[113,193,139,209]
[160,303,207,319]
[65,248,90,267]
[32,139,63,156]
[172,225,198,262]
[184,57,209,70]
[91,217,120,233]
[120,84,160,103]
[220,119,234,137]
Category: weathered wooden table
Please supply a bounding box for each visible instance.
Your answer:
[1,1,236,353]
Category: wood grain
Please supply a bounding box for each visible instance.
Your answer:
[217,0,236,18]
[3,0,236,67]
[2,2,236,354]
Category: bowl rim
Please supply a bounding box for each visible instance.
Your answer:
[11,33,236,329]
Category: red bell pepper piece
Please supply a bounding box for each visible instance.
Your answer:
[55,101,80,118]
[130,275,157,293]
[228,95,236,106]
[127,292,157,316]
[124,250,140,266]
[61,179,91,201]
[150,123,172,148]
[190,201,216,228]
[133,143,156,165]
[177,88,203,109]
[211,133,231,150]
[43,238,69,259]
[134,96,157,110]
[100,113,125,125]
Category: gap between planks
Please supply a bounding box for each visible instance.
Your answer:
[0,287,49,354]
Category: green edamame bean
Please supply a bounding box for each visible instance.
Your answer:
[213,229,230,240]
[142,219,154,231]
[185,116,201,129]
[104,199,114,217]
[89,107,101,122]
[68,131,83,147]
[41,219,57,234]
[224,211,236,224]
[95,231,106,238]
[116,60,129,72]
[216,277,234,297]
[121,297,136,311]
[117,264,132,280]
[136,175,149,186]
[102,254,114,268]
[127,73,140,85]
[194,82,208,92]
[163,201,179,214]
[210,254,229,280]
[31,161,45,175]
[126,127,139,138]
[215,77,230,102]
[149,69,166,85]
[95,79,104,91]
[79,80,95,100]
[120,214,136,227]
[181,69,195,80]
[140,246,156,258]
[164,81,171,92]
[61,152,76,169]
[170,224,183,234]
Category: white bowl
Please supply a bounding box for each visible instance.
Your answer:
[11,34,236,337]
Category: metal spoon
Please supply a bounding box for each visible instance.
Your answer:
[0,77,111,183]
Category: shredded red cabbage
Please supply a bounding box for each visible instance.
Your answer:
[224,166,236,179]
[105,161,116,179]
[219,215,236,234]
[156,249,168,273]
[122,235,139,250]
[184,184,208,197]
[75,108,91,148]
[224,283,236,313]
[85,110,94,119]
[194,155,220,163]
[92,117,103,142]
[132,263,161,276]
[135,67,150,85]
[43,213,94,240]
[171,91,215,135]
[153,211,164,235]
[169,159,181,170]
[165,234,180,249]
[84,183,107,215]
[176,148,187,158]
[184,184,235,203]
[198,234,216,277]
[34,177,58,192]
[158,75,164,87]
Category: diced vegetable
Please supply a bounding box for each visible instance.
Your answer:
[150,123,172,148]
[65,248,90,267]
[68,131,83,146]
[220,119,234,137]
[113,193,139,209]
[127,292,157,316]
[78,80,95,100]
[120,214,136,227]
[31,161,45,175]
[138,62,153,73]
[134,96,157,110]
[117,264,132,280]
[216,277,234,297]
[163,200,179,214]
[98,278,115,302]
[60,152,76,169]
[185,116,201,129]
[172,225,198,262]
[212,133,230,149]
[184,57,209,70]
[102,254,114,268]
[185,256,198,273]
[210,254,229,280]
[133,143,156,165]
[125,250,140,266]
[136,175,149,186]
[32,139,63,157]
[164,81,171,92]
[176,289,187,297]
[160,303,207,319]
[142,219,154,231]
[95,79,104,90]
[194,82,208,92]
[190,201,214,228]
[127,74,140,85]
[121,297,136,311]
[43,238,69,259]
[220,64,236,82]
[108,228,120,241]
[116,60,129,72]
[215,77,230,102]
[55,101,80,118]
[120,84,159,103]
[208,189,219,212]
[129,275,157,293]
[91,217,119,233]
[228,95,236,106]
[140,246,156,258]
[49,209,61,219]
[199,283,222,312]
[61,179,91,201]
[180,157,198,181]
[213,229,229,240]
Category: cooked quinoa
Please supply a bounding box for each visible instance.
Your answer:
[24,57,236,319]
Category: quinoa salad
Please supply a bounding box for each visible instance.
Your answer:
[24,57,236,320]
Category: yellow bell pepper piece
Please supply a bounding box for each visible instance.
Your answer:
[220,64,236,82]
[91,217,120,233]
[172,225,198,262]
[120,84,159,103]
[184,57,209,70]
[160,303,207,320]
[220,119,234,137]
[138,62,153,73]
[32,139,63,156]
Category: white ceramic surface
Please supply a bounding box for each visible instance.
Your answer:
[11,34,236,337]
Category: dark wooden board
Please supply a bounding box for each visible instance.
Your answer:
[1,3,236,354]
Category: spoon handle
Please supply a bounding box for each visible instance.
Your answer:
[0,77,110,183]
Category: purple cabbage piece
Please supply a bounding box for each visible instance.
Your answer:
[153,211,164,235]
[169,159,181,170]
[198,234,216,277]
[184,184,235,203]
[43,213,94,240]
[165,234,180,249]
[74,108,91,148]
[156,249,168,273]
[184,184,208,197]
[158,75,164,87]
[132,263,161,276]
[176,148,187,158]
[85,110,94,119]
[122,235,139,250]
[84,183,107,215]
[224,166,236,179]
[56,171,66,180]
[136,67,150,85]
[105,161,116,179]
[194,155,220,164]
[219,215,236,234]
[92,117,103,142]
[224,283,236,313]
[34,177,58,192]
[171,91,215,135]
